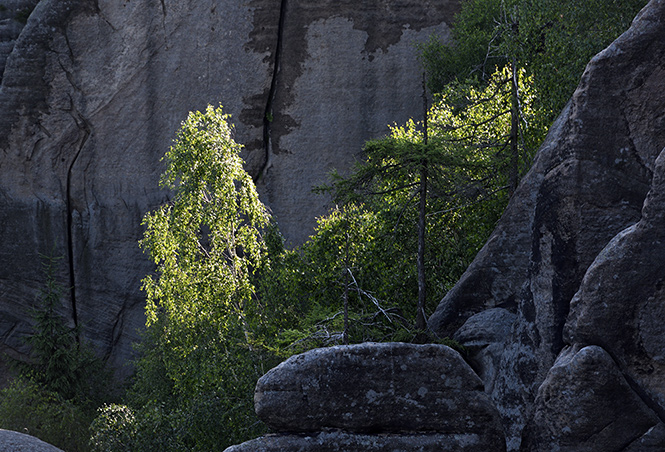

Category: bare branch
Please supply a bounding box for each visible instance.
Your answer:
[347,269,393,324]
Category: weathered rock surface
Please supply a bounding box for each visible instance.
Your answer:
[0,0,457,376]
[0,0,38,81]
[256,342,503,436]
[522,135,665,451]
[563,146,665,421]
[522,345,665,452]
[453,308,516,395]
[230,342,506,452]
[429,0,665,450]
[0,429,63,452]
[256,1,460,245]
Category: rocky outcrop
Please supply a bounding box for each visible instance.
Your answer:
[523,143,665,451]
[0,429,63,452]
[0,1,457,376]
[428,0,665,450]
[522,346,665,452]
[563,146,665,423]
[227,342,506,452]
[225,431,498,452]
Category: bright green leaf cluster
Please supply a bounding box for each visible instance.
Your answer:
[422,0,647,119]
[121,106,278,450]
[281,66,547,345]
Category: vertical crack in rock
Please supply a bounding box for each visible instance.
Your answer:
[107,302,126,360]
[60,24,89,338]
[65,106,91,339]
[256,0,288,183]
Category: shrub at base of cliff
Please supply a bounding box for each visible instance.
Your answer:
[89,404,136,452]
[98,105,285,452]
[0,375,95,452]
[0,254,110,452]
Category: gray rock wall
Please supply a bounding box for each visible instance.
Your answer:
[0,0,457,375]
[429,0,665,450]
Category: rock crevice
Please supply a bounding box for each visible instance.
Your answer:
[256,0,288,183]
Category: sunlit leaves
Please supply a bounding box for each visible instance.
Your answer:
[296,66,545,342]
[140,105,268,339]
[135,106,273,449]
[422,0,647,121]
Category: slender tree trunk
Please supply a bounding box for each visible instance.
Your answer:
[509,59,519,195]
[509,12,520,196]
[343,230,350,345]
[416,163,427,332]
[416,74,428,332]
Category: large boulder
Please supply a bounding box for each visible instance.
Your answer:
[428,0,665,449]
[230,342,506,452]
[255,342,503,436]
[0,0,458,376]
[225,431,500,452]
[521,346,665,452]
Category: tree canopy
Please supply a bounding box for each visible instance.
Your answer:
[100,106,282,451]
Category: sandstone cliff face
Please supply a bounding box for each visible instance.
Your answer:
[429,0,665,450]
[0,1,458,374]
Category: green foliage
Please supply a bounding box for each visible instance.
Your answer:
[260,205,419,349]
[25,255,82,398]
[0,377,94,452]
[102,105,282,451]
[422,0,647,118]
[90,3,649,449]
[0,254,109,452]
[91,398,255,452]
[140,105,269,338]
[90,404,137,452]
[315,66,540,323]
[255,67,547,348]
[23,255,108,403]
[515,0,647,113]
[419,0,506,90]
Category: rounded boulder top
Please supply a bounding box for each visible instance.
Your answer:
[0,430,63,452]
[255,342,502,438]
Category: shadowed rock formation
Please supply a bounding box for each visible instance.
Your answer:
[429,0,665,450]
[0,429,63,452]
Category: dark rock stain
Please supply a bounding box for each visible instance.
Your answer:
[241,0,460,171]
